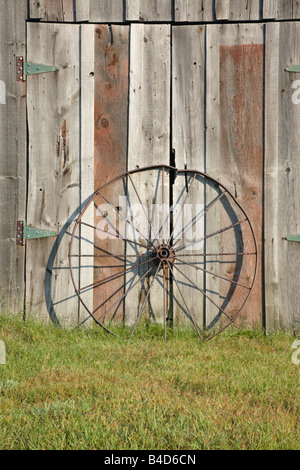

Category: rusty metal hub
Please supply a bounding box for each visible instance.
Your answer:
[153,244,175,266]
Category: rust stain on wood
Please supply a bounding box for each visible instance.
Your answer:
[220,43,263,327]
[93,25,129,323]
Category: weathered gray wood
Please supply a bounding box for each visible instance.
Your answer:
[229,0,261,21]
[126,24,170,326]
[215,0,230,20]
[276,0,293,20]
[0,0,27,312]
[263,0,277,19]
[175,0,261,21]
[263,22,300,333]
[276,22,300,331]
[75,0,90,21]
[26,23,80,326]
[128,24,170,171]
[175,0,214,22]
[88,0,124,22]
[172,25,206,328]
[264,22,280,332]
[29,0,75,21]
[78,25,95,327]
[292,1,300,19]
[126,0,172,21]
[205,24,221,328]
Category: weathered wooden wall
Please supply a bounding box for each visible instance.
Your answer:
[28,0,300,22]
[1,0,299,333]
[0,0,27,312]
[265,21,300,332]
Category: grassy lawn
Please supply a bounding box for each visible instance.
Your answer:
[0,313,299,450]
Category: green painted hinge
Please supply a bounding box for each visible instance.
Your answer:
[16,221,57,246]
[285,65,300,73]
[286,234,300,243]
[16,57,58,81]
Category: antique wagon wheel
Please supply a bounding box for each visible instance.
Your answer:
[69,165,257,341]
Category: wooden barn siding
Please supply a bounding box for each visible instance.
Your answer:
[93,25,129,323]
[218,25,264,328]
[1,1,299,332]
[26,23,81,326]
[126,24,171,325]
[0,0,27,312]
[29,1,300,22]
[265,22,300,332]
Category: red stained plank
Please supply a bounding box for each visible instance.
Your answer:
[93,25,129,323]
[219,44,264,327]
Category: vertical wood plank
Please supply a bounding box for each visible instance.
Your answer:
[126,24,170,326]
[175,0,214,22]
[263,0,277,19]
[229,0,261,21]
[172,25,206,328]
[276,0,293,20]
[29,0,75,21]
[292,1,300,19]
[0,0,27,312]
[79,25,95,326]
[26,23,80,326]
[128,24,170,169]
[75,0,90,21]
[205,24,221,328]
[172,26,205,170]
[126,0,172,21]
[218,24,264,328]
[264,22,280,331]
[93,25,129,324]
[215,0,230,20]
[88,0,124,22]
[175,0,262,21]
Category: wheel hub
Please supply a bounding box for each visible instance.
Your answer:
[153,244,175,266]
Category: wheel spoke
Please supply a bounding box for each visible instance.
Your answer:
[172,189,226,248]
[162,167,165,244]
[78,220,149,251]
[128,174,160,244]
[172,263,234,323]
[129,262,162,340]
[94,264,154,320]
[176,219,247,252]
[166,172,197,246]
[71,254,150,258]
[163,265,167,342]
[97,189,156,249]
[174,252,256,258]
[167,261,203,340]
[78,256,156,294]
[174,258,251,290]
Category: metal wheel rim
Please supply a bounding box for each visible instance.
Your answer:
[69,165,258,342]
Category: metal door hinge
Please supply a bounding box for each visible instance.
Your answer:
[285,65,300,73]
[16,57,58,82]
[285,235,300,243]
[16,221,57,246]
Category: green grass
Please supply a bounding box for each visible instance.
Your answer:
[0,313,299,450]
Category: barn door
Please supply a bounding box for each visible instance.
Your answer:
[26,23,94,326]
[204,23,264,329]
[26,21,264,330]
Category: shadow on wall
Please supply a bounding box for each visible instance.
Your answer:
[44,186,248,332]
[45,195,94,326]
